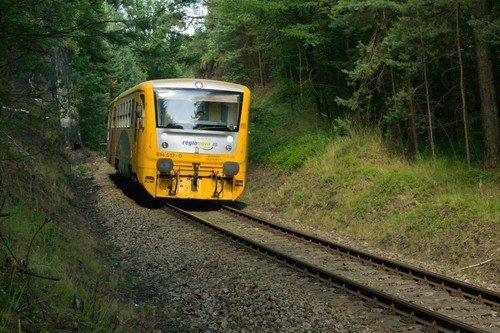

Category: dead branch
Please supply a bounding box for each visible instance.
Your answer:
[460,259,493,270]
[0,232,19,263]
[0,196,9,217]
[5,257,61,281]
[18,267,61,282]
[26,218,51,267]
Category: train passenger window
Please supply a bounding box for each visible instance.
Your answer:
[154,89,242,132]
[126,100,129,128]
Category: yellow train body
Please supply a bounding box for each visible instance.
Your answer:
[106,79,251,200]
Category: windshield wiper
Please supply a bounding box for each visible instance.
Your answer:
[166,123,184,129]
[193,124,230,131]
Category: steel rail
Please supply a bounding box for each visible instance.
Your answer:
[165,203,488,333]
[221,204,500,309]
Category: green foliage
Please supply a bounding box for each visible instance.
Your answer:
[267,133,331,170]
[187,0,499,166]
[248,87,333,170]
[332,118,351,137]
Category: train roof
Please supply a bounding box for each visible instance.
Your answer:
[112,79,247,104]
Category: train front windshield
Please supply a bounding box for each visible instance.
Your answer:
[155,89,242,132]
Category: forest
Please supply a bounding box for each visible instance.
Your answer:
[0,0,498,168]
[0,0,498,330]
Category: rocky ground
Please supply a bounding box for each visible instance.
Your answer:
[79,158,429,332]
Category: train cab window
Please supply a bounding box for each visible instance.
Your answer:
[154,89,242,132]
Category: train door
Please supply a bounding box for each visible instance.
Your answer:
[110,103,119,168]
[132,92,145,175]
[106,105,112,164]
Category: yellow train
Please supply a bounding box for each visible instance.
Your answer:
[106,79,251,200]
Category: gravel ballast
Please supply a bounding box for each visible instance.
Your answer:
[88,160,423,332]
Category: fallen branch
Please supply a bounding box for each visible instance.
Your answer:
[5,257,61,281]
[460,258,493,270]
[26,218,51,267]
[0,196,6,213]
[17,267,61,282]
[0,232,19,263]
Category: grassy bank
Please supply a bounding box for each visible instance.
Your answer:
[0,112,157,330]
[243,86,500,280]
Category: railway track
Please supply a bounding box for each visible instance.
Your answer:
[165,202,499,333]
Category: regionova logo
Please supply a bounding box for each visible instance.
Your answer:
[181,137,218,151]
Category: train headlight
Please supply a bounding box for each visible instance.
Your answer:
[223,162,239,177]
[157,158,173,174]
[226,136,234,143]
[161,132,168,140]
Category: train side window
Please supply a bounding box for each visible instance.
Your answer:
[139,94,145,129]
[131,100,135,127]
[125,101,130,127]
[130,100,133,127]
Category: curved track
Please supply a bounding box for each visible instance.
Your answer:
[220,205,500,308]
[165,202,499,333]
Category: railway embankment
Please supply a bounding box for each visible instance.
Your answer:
[244,88,500,287]
[0,114,160,330]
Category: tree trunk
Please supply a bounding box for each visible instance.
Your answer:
[418,9,436,160]
[258,49,265,87]
[473,0,498,168]
[455,5,471,167]
[51,45,82,150]
[304,45,322,117]
[407,78,420,156]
